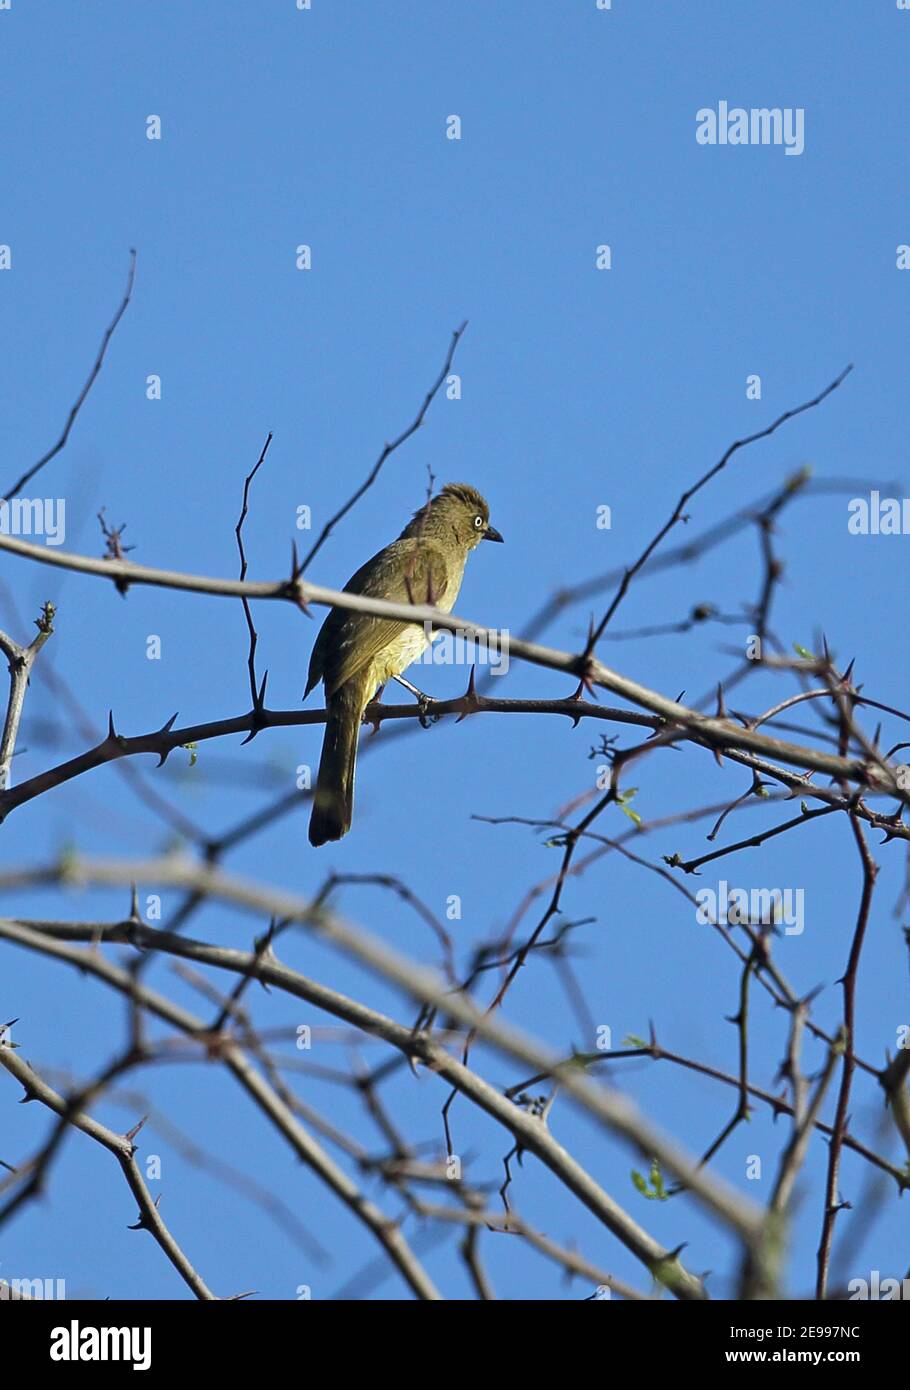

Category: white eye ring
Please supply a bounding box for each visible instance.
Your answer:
[474,515,483,528]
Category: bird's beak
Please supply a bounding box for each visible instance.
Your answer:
[483,524,504,543]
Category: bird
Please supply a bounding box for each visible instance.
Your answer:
[305,482,503,846]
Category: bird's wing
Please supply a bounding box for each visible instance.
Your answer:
[306,539,449,697]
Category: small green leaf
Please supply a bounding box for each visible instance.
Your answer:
[785,464,812,493]
[58,846,80,882]
[648,1158,668,1200]
[631,1160,670,1201]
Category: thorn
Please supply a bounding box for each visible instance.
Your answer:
[124,1115,148,1144]
[566,672,594,728]
[128,1196,161,1231]
[455,665,481,723]
[253,918,278,957]
[879,808,906,845]
[155,713,179,766]
[583,612,597,655]
[571,666,599,703]
[107,710,118,741]
[241,676,269,745]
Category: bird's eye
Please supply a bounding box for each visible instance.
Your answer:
[474,515,483,528]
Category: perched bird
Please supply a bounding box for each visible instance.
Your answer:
[305,482,503,846]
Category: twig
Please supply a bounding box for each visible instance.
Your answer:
[0,603,55,790]
[586,365,853,647]
[298,321,467,573]
[5,251,136,500]
[0,1042,217,1299]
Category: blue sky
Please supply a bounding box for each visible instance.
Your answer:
[1,1,908,1300]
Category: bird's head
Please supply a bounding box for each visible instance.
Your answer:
[405,482,503,551]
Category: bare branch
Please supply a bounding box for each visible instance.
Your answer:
[4,250,136,500]
[298,321,467,573]
[0,1042,217,1299]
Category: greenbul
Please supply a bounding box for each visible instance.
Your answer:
[305,483,503,846]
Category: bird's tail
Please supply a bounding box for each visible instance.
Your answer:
[309,682,364,846]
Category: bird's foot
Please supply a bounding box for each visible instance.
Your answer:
[364,685,384,736]
[417,693,441,729]
[393,674,440,728]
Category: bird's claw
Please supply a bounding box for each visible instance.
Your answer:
[418,695,440,729]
